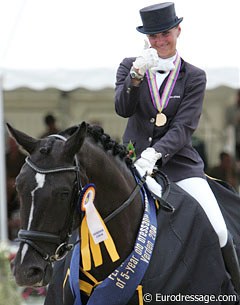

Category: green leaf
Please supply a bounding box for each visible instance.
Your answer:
[126,140,136,161]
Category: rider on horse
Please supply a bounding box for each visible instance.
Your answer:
[115,2,240,293]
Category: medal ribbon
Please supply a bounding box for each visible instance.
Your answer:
[69,186,157,305]
[146,53,181,113]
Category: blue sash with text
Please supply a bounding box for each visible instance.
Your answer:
[69,187,157,305]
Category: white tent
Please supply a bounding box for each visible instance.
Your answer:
[0,0,240,241]
[1,66,239,91]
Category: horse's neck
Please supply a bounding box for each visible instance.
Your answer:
[80,139,137,214]
[78,139,143,280]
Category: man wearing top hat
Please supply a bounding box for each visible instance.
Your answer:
[115,2,240,293]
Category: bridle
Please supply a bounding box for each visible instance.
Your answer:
[18,134,83,263]
[18,154,82,262]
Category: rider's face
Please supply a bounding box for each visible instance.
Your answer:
[147,26,181,59]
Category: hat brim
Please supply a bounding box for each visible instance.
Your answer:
[136,17,183,34]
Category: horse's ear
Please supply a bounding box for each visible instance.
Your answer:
[6,123,39,154]
[64,122,87,160]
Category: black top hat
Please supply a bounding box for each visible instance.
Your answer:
[136,2,183,34]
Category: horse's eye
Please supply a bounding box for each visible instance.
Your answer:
[60,191,70,200]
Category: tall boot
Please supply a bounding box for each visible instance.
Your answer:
[221,233,240,294]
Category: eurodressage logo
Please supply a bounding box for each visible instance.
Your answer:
[142,293,238,303]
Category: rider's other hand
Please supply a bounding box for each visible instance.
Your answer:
[134,147,162,175]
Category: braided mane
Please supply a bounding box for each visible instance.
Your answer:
[58,123,132,166]
[86,124,132,165]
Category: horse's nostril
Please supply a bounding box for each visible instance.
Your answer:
[27,266,43,278]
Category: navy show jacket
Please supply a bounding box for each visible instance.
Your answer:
[115,57,206,182]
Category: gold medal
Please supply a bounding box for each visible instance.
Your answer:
[156,113,167,127]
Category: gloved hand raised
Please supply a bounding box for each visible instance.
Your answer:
[134,147,162,176]
[132,48,159,77]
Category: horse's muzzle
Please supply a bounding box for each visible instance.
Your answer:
[12,255,53,287]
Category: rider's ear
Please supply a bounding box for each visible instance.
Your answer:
[64,122,87,160]
[6,123,39,154]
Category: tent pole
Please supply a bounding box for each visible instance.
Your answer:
[0,75,8,242]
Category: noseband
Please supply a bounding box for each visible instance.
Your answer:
[18,134,83,263]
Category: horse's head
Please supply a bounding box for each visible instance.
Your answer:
[8,122,87,287]
[9,122,143,290]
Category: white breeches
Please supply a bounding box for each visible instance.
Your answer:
[176,177,228,247]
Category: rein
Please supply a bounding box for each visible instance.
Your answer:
[104,173,147,223]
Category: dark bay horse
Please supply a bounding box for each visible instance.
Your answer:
[9,122,240,305]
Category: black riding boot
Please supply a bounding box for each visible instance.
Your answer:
[221,233,240,294]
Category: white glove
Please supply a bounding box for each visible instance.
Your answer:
[133,48,159,76]
[134,147,162,175]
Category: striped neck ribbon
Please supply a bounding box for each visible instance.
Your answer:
[146,53,181,113]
